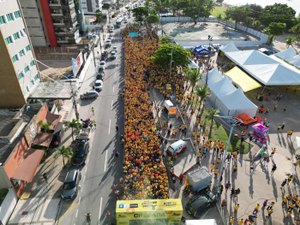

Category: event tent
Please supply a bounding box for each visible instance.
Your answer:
[220,42,239,52]
[275,47,298,61]
[193,45,211,55]
[216,89,258,117]
[221,43,300,86]
[202,68,223,86]
[209,76,236,98]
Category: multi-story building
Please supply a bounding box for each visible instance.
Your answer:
[81,0,100,14]
[20,0,80,47]
[0,0,40,108]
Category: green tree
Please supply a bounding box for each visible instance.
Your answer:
[38,120,52,133]
[289,23,300,41]
[266,22,286,42]
[259,3,296,29]
[194,85,210,119]
[286,36,297,47]
[182,0,214,24]
[151,43,191,68]
[225,6,248,28]
[160,36,171,44]
[64,119,82,141]
[95,9,103,23]
[184,68,201,92]
[146,14,159,26]
[206,108,219,138]
[56,145,73,166]
[132,7,150,22]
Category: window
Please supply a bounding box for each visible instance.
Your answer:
[5,36,13,44]
[25,45,31,52]
[14,11,21,19]
[34,74,39,81]
[18,72,24,80]
[23,28,27,35]
[19,49,25,57]
[13,32,20,40]
[31,80,35,85]
[20,30,24,37]
[0,15,6,24]
[24,65,30,73]
[12,54,19,62]
[26,86,30,93]
[6,13,14,21]
[30,60,36,67]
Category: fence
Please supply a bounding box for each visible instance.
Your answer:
[160,17,269,48]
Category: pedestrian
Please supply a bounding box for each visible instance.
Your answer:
[115,152,120,158]
[225,182,231,192]
[248,214,256,222]
[234,203,240,213]
[281,122,285,130]
[274,103,278,111]
[253,203,260,214]
[91,106,95,116]
[210,162,215,172]
[250,161,255,173]
[280,179,287,192]
[283,105,287,112]
[229,216,235,225]
[115,125,119,132]
[271,163,277,174]
[262,199,268,210]
[287,130,294,138]
[270,147,276,157]
[238,218,244,225]
[287,174,293,183]
[179,174,184,184]
[42,173,48,182]
[267,208,273,217]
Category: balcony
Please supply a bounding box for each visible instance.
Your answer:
[49,0,61,7]
[52,20,64,26]
[50,9,63,16]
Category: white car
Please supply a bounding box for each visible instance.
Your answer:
[111,46,117,53]
[104,40,111,48]
[94,79,103,92]
[99,61,106,71]
[110,51,117,60]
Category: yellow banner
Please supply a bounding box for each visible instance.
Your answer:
[116,199,182,225]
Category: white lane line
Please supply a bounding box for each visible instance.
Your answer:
[98,197,103,224]
[104,150,108,172]
[75,209,78,218]
[112,85,115,93]
[108,119,111,134]
[78,196,81,204]
[111,100,113,109]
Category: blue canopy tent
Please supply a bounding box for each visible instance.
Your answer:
[193,45,211,56]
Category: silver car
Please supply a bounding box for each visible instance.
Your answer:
[80,90,99,100]
[61,169,80,200]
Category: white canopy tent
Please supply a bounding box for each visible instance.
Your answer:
[202,68,223,86]
[220,42,239,52]
[209,76,236,98]
[222,43,300,86]
[216,89,258,117]
[275,47,298,61]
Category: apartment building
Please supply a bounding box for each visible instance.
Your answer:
[81,0,100,14]
[0,0,40,108]
[20,0,80,47]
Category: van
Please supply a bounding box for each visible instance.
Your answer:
[167,139,187,156]
[187,166,212,192]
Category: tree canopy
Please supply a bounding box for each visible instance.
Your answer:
[182,0,214,24]
[266,22,286,36]
[151,43,191,68]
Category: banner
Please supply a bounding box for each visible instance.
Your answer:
[116,199,182,225]
[71,51,83,76]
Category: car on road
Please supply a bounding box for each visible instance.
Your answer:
[80,90,99,100]
[123,18,128,23]
[98,61,106,71]
[72,139,90,166]
[110,50,117,60]
[186,191,217,218]
[61,169,81,200]
[104,40,111,48]
[111,46,117,53]
[94,79,103,92]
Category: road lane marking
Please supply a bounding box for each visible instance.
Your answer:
[111,100,113,109]
[108,119,111,134]
[78,196,81,204]
[98,197,103,224]
[104,150,108,171]
[75,209,78,218]
[112,85,115,93]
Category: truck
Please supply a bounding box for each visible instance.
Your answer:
[163,100,177,118]
[187,167,212,193]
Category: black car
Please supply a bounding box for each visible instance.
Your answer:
[61,169,80,200]
[96,71,104,80]
[186,191,217,218]
[72,139,90,166]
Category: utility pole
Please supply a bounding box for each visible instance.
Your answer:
[70,82,80,120]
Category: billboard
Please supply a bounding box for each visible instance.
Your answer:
[72,51,84,76]
[116,199,183,225]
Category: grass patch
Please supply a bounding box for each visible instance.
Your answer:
[202,109,252,154]
[211,6,228,19]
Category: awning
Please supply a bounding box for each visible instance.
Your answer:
[32,132,53,148]
[12,149,45,182]
[235,113,257,125]
[225,66,262,92]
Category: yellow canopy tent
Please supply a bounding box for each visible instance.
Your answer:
[225,66,261,92]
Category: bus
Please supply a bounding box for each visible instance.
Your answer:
[116,18,123,28]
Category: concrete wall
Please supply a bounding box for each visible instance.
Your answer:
[0,188,18,225]
[0,169,12,189]
[160,17,269,48]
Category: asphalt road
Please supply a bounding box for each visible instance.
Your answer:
[58,25,124,225]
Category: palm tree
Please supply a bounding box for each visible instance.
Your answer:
[64,119,82,140]
[184,67,201,92]
[194,85,210,119]
[56,145,73,166]
[206,108,219,138]
[38,120,52,133]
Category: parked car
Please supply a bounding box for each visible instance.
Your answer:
[96,71,104,80]
[186,191,217,218]
[94,79,103,92]
[104,40,112,48]
[61,169,80,200]
[80,90,99,100]
[72,139,90,166]
[98,60,106,71]
[110,51,117,60]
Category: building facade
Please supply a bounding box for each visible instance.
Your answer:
[20,0,80,47]
[0,0,40,108]
[81,0,100,14]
